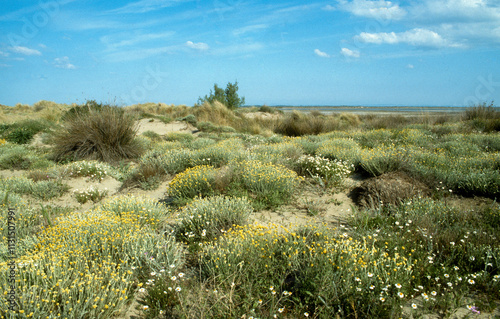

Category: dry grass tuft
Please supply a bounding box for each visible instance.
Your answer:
[52,103,144,163]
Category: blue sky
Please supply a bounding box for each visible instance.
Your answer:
[1,0,499,107]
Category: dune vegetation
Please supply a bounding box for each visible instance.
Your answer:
[0,100,499,318]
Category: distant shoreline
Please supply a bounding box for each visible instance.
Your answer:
[256,105,499,115]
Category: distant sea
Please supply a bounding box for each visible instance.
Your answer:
[272,106,471,115]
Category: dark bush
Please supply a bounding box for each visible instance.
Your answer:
[52,102,144,163]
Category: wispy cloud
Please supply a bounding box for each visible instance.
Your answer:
[210,42,264,56]
[185,41,209,51]
[407,64,414,69]
[9,46,42,56]
[337,0,407,21]
[109,0,192,14]
[101,31,175,50]
[355,28,464,48]
[340,47,360,58]
[103,46,179,62]
[0,50,9,57]
[314,49,330,58]
[53,56,76,69]
[233,24,269,36]
[0,0,75,21]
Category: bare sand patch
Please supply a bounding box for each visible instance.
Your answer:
[136,119,196,135]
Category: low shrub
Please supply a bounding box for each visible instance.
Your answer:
[359,144,406,176]
[197,223,418,318]
[0,145,35,169]
[190,139,244,168]
[63,160,112,181]
[1,119,50,144]
[237,160,303,208]
[0,201,183,318]
[317,138,361,167]
[296,154,353,187]
[167,165,217,201]
[31,180,69,200]
[163,132,194,143]
[463,102,499,121]
[172,195,252,246]
[73,186,108,204]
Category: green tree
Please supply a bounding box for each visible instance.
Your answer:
[198,81,245,110]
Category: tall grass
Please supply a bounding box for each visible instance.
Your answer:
[52,103,144,163]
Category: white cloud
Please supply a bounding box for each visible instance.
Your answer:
[0,63,12,68]
[185,41,209,51]
[9,46,42,56]
[322,4,336,11]
[355,28,464,47]
[338,0,407,20]
[53,56,76,69]
[340,47,360,58]
[0,50,9,57]
[407,64,414,69]
[314,49,330,58]
[39,44,47,49]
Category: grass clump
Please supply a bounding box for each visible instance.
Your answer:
[52,102,144,163]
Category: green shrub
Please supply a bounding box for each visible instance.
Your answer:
[317,138,361,166]
[359,145,406,176]
[121,158,166,190]
[350,198,500,307]
[296,155,353,187]
[172,195,252,246]
[145,148,193,175]
[63,160,112,181]
[176,114,197,125]
[463,102,499,121]
[197,121,236,133]
[0,145,34,169]
[237,160,302,208]
[31,180,69,200]
[98,195,169,228]
[190,139,244,168]
[52,102,144,163]
[163,132,194,142]
[142,130,162,141]
[167,165,217,200]
[197,223,417,318]
[1,119,50,144]
[73,186,108,204]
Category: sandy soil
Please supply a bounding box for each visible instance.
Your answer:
[136,119,197,135]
